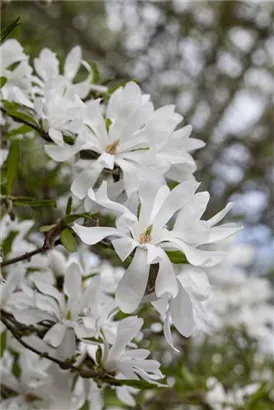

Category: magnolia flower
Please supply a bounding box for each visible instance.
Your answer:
[0,39,33,101]
[34,78,85,146]
[70,81,154,198]
[152,265,211,351]
[137,104,205,182]
[0,215,35,258]
[33,46,96,99]
[205,241,273,352]
[89,316,164,384]
[73,179,240,314]
[0,348,51,410]
[0,271,23,310]
[206,377,260,410]
[44,81,204,199]
[12,263,100,351]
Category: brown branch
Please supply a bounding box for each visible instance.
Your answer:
[0,242,50,268]
[0,310,100,378]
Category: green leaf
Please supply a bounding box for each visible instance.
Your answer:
[79,400,90,410]
[60,228,77,252]
[6,139,20,195]
[13,198,56,207]
[1,16,23,43]
[7,110,37,126]
[91,62,100,84]
[12,359,21,378]
[96,346,103,366]
[65,196,73,216]
[7,124,33,137]
[2,231,18,256]
[0,77,7,88]
[103,377,162,389]
[166,250,188,264]
[64,213,94,224]
[39,224,57,233]
[0,331,7,357]
[3,100,22,111]
[247,384,268,407]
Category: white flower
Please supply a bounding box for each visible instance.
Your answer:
[206,377,260,410]
[33,46,95,99]
[12,263,99,352]
[44,81,204,199]
[0,348,51,410]
[205,241,274,352]
[0,215,35,258]
[152,265,211,351]
[98,316,163,384]
[70,81,154,198]
[137,104,205,182]
[73,179,240,314]
[0,39,33,101]
[34,78,85,146]
[0,270,23,310]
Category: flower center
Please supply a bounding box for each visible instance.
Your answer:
[24,393,41,402]
[106,139,120,155]
[139,225,153,244]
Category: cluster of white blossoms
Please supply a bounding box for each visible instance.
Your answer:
[3,37,269,409]
[204,240,274,354]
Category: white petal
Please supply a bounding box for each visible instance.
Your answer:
[44,143,81,162]
[71,166,102,199]
[138,181,167,230]
[207,202,233,227]
[166,237,224,267]
[83,100,108,146]
[119,101,154,142]
[97,152,115,169]
[149,185,170,226]
[44,323,67,347]
[116,247,149,313]
[170,281,195,337]
[73,224,122,245]
[111,237,137,261]
[64,46,81,80]
[13,309,53,325]
[48,127,64,146]
[108,316,143,360]
[155,251,178,298]
[163,309,180,353]
[174,191,210,232]
[88,181,136,220]
[57,328,76,359]
[34,48,59,82]
[206,224,242,244]
[34,280,64,307]
[151,293,169,317]
[10,87,33,108]
[153,181,199,228]
[64,262,82,302]
[178,266,211,301]
[115,158,146,196]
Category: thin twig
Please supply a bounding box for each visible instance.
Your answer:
[0,310,100,378]
[0,244,49,268]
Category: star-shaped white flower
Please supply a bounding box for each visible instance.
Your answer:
[73,179,241,314]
